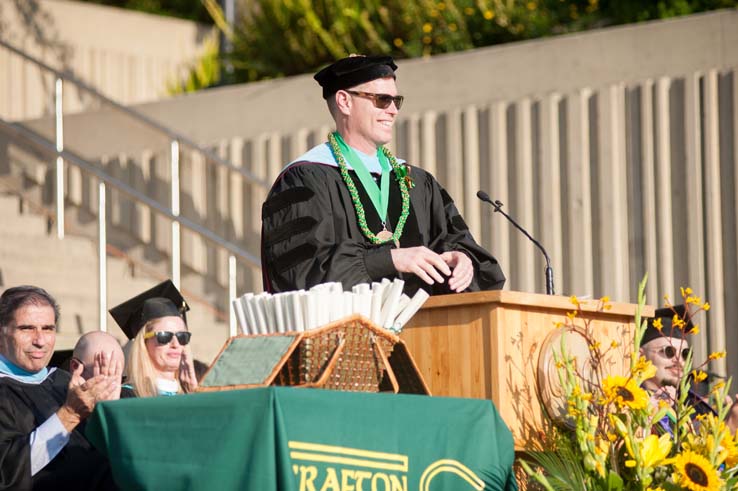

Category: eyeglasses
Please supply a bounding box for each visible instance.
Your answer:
[345,90,404,110]
[144,331,192,346]
[649,345,691,361]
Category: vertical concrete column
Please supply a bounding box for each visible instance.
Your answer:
[249,134,269,291]
[728,69,738,379]
[137,150,153,245]
[404,114,421,167]
[734,70,738,285]
[67,157,83,207]
[703,69,726,376]
[596,84,630,301]
[563,89,594,297]
[420,111,438,176]
[188,150,207,273]
[487,101,510,281]
[0,48,8,118]
[443,107,464,210]
[291,129,310,161]
[514,98,535,292]
[104,155,118,229]
[539,93,563,294]
[462,105,481,238]
[266,132,282,183]
[639,80,659,306]
[683,72,707,362]
[120,153,134,233]
[654,77,675,301]
[229,138,246,241]
[152,148,171,255]
[216,139,232,287]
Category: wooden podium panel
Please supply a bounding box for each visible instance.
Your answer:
[401,290,651,450]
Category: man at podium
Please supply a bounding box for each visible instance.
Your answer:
[261,55,505,295]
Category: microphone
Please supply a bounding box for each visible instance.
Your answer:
[477,190,555,295]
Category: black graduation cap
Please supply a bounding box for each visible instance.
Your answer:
[641,304,695,346]
[109,280,189,339]
[314,55,398,99]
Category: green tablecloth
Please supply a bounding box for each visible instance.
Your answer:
[86,387,517,490]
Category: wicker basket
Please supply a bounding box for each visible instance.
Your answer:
[199,315,430,395]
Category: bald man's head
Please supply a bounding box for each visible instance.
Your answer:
[71,331,124,380]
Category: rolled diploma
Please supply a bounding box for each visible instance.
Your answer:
[392,289,430,331]
[381,280,405,329]
[241,294,258,335]
[232,297,248,334]
[370,283,386,325]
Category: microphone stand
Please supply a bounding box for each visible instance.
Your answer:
[477,191,555,295]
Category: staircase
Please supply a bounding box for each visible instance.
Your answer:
[0,192,229,363]
[0,35,263,366]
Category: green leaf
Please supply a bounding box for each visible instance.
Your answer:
[606,470,623,491]
[520,439,589,490]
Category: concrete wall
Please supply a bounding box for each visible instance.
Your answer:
[2,10,737,379]
[0,0,212,121]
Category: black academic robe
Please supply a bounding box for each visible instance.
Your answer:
[0,370,116,490]
[261,161,506,295]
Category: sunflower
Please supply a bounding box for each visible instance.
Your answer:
[671,451,721,491]
[601,375,649,410]
[683,414,738,468]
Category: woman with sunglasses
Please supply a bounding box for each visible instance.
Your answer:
[109,280,199,397]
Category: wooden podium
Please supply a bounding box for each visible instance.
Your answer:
[400,290,650,450]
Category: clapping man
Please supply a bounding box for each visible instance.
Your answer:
[0,286,119,490]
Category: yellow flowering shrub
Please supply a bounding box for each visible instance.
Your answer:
[521,277,738,491]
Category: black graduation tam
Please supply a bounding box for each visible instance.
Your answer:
[641,304,695,346]
[314,55,398,99]
[109,280,189,339]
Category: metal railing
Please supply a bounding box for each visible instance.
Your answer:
[0,38,269,336]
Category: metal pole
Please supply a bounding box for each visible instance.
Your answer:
[170,140,181,288]
[54,78,64,239]
[228,254,237,337]
[98,181,107,332]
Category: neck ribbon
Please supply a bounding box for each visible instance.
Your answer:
[333,133,390,223]
[0,353,49,383]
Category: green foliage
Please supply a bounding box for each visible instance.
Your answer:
[521,430,589,490]
[211,0,596,83]
[82,0,738,88]
[204,0,737,85]
[166,36,221,94]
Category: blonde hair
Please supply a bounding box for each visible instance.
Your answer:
[124,319,183,398]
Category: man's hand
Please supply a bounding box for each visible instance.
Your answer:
[647,385,677,409]
[92,350,123,400]
[390,247,451,285]
[179,347,199,393]
[440,251,473,292]
[56,364,118,432]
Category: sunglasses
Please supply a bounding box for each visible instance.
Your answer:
[345,90,404,110]
[144,330,192,346]
[649,345,691,361]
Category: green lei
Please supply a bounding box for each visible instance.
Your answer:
[327,132,412,246]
